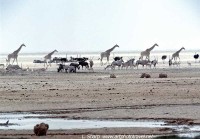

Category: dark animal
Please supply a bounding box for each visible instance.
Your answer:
[60,58,67,63]
[70,63,80,70]
[161,55,167,60]
[72,57,88,62]
[33,60,46,63]
[57,64,65,72]
[34,123,49,136]
[79,61,89,69]
[52,57,60,63]
[194,53,199,62]
[52,57,67,63]
[114,57,123,61]
[57,64,76,73]
[169,59,172,66]
[161,55,167,63]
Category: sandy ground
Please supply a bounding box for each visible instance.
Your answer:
[0,67,200,138]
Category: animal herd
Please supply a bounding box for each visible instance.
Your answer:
[1,43,200,72]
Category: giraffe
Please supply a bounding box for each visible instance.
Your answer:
[100,44,119,65]
[171,47,185,62]
[140,43,158,60]
[6,44,26,65]
[44,50,58,66]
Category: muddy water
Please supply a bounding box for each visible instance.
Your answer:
[0,113,200,138]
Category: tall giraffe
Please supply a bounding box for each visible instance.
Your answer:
[140,43,158,60]
[100,44,119,65]
[6,44,26,65]
[171,47,185,61]
[44,50,58,66]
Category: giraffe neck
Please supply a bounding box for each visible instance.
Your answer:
[177,48,184,54]
[49,50,57,56]
[147,44,156,52]
[13,45,23,55]
[106,46,117,53]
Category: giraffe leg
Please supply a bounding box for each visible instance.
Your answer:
[16,58,18,65]
[6,59,9,66]
[99,57,103,66]
[44,60,47,67]
[107,56,109,65]
[12,58,15,65]
[100,60,103,66]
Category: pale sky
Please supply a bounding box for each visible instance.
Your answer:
[0,0,200,53]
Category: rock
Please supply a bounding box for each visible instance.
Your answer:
[145,74,151,78]
[140,73,146,78]
[6,65,21,70]
[159,73,167,78]
[110,74,116,78]
[97,78,102,80]
[34,123,49,136]
[159,127,172,132]
[140,73,151,78]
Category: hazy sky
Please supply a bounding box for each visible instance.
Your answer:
[0,0,200,53]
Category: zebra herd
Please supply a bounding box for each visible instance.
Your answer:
[104,57,158,70]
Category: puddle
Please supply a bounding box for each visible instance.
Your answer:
[0,113,168,130]
[0,113,200,138]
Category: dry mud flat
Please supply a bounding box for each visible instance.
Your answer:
[0,67,200,138]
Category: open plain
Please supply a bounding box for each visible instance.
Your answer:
[0,67,200,138]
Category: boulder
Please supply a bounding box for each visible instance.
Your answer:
[140,73,146,78]
[159,73,167,78]
[6,65,21,70]
[34,123,49,136]
[140,73,151,78]
[110,74,116,78]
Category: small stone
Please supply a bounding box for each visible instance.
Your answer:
[159,73,167,78]
[110,74,116,78]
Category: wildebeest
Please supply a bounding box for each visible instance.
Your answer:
[70,63,80,70]
[52,57,68,63]
[60,58,67,63]
[79,61,89,69]
[72,57,88,62]
[57,64,76,73]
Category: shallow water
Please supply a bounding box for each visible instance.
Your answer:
[0,113,200,138]
[0,113,199,132]
[0,113,166,130]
